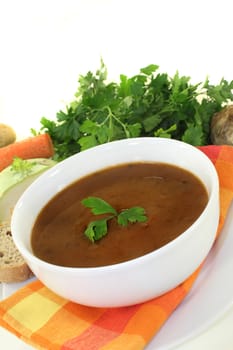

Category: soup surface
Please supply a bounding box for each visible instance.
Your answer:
[31,162,208,267]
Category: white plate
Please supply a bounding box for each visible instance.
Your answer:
[1,202,233,350]
[146,201,233,349]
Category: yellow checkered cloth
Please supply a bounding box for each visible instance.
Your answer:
[0,145,233,350]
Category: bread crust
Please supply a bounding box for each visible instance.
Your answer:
[0,222,33,283]
[0,262,33,283]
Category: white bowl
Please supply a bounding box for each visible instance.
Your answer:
[11,137,219,307]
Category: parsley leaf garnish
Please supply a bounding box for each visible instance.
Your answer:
[81,197,117,215]
[117,207,148,226]
[81,196,148,242]
[84,218,110,243]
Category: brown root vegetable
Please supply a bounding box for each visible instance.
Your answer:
[0,123,16,147]
[211,105,233,145]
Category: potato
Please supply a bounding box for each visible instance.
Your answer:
[210,105,233,145]
[0,123,16,147]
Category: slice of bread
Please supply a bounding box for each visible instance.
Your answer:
[0,222,33,283]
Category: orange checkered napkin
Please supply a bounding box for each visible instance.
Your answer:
[0,145,233,350]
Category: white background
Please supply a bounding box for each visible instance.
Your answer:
[0,1,233,349]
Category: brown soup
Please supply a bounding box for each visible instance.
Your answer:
[31,162,208,267]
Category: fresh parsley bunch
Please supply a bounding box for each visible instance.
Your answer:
[36,60,233,160]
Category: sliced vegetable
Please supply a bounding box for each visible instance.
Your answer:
[0,158,56,222]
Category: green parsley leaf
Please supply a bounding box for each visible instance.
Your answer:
[117,207,148,226]
[181,124,204,145]
[84,217,111,242]
[154,124,177,138]
[78,135,98,151]
[143,114,162,132]
[81,196,117,215]
[140,64,159,76]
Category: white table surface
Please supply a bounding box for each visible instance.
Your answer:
[1,1,233,349]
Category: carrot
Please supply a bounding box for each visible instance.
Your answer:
[0,133,54,172]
